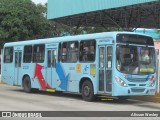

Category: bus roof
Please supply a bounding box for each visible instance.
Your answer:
[4,31,152,47]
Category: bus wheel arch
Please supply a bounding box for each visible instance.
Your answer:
[22,75,30,87]
[22,75,32,93]
[79,77,95,101]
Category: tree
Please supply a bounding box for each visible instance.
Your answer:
[0,0,55,45]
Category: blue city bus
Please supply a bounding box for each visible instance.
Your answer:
[1,32,156,101]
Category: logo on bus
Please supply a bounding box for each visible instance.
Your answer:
[83,65,89,74]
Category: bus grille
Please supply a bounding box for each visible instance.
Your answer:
[131,88,145,93]
[127,78,147,82]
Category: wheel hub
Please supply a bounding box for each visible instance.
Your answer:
[83,86,90,96]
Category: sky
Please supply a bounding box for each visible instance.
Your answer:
[31,0,47,5]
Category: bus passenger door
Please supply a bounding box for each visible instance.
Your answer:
[46,49,57,88]
[14,51,22,85]
[98,45,113,93]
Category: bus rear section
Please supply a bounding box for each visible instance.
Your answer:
[2,47,15,85]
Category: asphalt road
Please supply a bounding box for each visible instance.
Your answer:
[0,84,160,120]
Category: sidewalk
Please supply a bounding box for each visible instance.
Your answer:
[131,93,160,103]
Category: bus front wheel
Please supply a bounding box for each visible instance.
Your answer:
[81,80,95,102]
[23,76,32,93]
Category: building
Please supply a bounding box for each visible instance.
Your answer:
[48,0,160,29]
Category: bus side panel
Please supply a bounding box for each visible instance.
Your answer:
[55,63,97,93]
[32,63,57,90]
[2,63,14,85]
[62,63,80,92]
[54,63,77,92]
[21,63,40,89]
[2,47,15,85]
[32,63,46,89]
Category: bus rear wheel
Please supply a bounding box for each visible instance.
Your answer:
[23,76,32,93]
[81,80,95,102]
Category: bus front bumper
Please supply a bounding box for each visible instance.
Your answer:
[112,86,156,96]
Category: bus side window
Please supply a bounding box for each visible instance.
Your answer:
[62,41,79,62]
[68,41,78,62]
[4,47,13,63]
[33,44,45,63]
[23,45,32,63]
[80,40,96,62]
[62,42,67,62]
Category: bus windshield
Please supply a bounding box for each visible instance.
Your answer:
[116,45,156,75]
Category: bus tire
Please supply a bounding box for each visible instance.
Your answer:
[23,76,32,93]
[81,80,95,102]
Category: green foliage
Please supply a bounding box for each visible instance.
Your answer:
[0,0,55,45]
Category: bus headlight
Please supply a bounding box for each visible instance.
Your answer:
[115,76,127,87]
